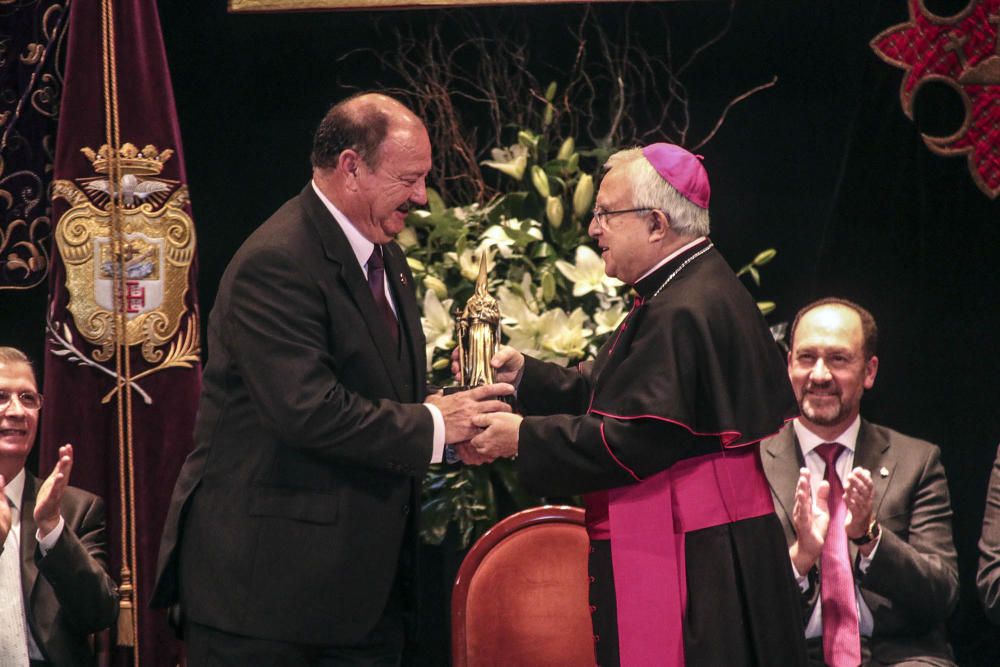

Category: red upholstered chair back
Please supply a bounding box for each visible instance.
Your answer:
[451,505,596,667]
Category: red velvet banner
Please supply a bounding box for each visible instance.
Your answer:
[41,1,200,665]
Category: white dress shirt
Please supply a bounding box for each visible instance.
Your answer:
[792,417,880,638]
[311,181,445,463]
[5,468,65,660]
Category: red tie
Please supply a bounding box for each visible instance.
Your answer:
[815,442,862,667]
[367,246,399,346]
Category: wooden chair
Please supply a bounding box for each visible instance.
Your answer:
[451,505,596,667]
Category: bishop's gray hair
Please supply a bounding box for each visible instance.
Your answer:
[604,148,710,237]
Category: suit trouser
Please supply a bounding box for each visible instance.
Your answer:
[184,588,405,667]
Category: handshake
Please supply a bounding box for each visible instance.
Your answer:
[423,345,526,465]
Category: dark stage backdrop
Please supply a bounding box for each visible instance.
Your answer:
[4,0,999,664]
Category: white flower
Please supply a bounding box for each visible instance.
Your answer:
[501,216,543,240]
[497,284,539,329]
[593,302,628,336]
[477,225,517,259]
[538,307,592,362]
[481,145,529,181]
[497,284,591,365]
[555,246,623,297]
[421,290,455,372]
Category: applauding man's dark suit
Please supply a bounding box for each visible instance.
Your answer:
[761,299,958,667]
[0,346,118,667]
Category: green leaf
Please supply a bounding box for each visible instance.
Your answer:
[426,188,446,215]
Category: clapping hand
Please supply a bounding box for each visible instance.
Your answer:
[34,444,73,539]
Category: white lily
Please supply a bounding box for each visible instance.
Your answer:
[497,284,539,329]
[477,225,518,259]
[481,145,529,181]
[538,307,592,363]
[501,216,543,239]
[593,302,628,336]
[421,290,455,372]
[555,246,623,297]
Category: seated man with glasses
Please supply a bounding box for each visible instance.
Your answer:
[0,346,118,667]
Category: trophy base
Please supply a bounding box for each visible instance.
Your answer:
[445,384,514,406]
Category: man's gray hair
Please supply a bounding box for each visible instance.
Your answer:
[604,148,710,237]
[0,347,31,366]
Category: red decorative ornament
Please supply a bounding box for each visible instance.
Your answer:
[871,0,1000,198]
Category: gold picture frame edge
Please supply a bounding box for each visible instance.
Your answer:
[229,0,638,13]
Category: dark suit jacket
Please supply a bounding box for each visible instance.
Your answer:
[5,473,118,667]
[153,184,433,646]
[761,420,958,666]
[976,444,1000,623]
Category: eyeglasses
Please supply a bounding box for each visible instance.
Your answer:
[0,390,43,411]
[591,207,655,229]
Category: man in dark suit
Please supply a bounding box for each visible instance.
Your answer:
[0,346,118,666]
[153,93,512,666]
[761,298,958,666]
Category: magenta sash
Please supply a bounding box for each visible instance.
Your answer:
[605,446,775,666]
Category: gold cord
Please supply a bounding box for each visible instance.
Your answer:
[101,0,140,660]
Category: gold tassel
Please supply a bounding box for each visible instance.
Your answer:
[117,570,135,647]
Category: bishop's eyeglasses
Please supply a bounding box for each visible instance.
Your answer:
[0,390,43,412]
[591,207,654,230]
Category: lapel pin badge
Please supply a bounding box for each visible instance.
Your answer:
[399,273,408,286]
[879,466,889,478]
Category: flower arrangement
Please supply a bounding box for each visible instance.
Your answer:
[405,85,779,547]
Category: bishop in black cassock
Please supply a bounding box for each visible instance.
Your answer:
[465,143,808,666]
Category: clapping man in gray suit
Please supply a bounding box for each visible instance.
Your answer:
[760,298,958,666]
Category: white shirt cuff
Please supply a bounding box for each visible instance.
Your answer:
[857,532,882,573]
[36,515,65,554]
[790,556,810,591]
[425,403,445,463]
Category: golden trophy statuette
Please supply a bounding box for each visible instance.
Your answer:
[445,253,509,403]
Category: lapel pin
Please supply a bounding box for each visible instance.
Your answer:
[879,466,889,478]
[399,273,408,286]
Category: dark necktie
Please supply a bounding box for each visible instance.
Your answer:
[815,442,861,667]
[367,245,399,347]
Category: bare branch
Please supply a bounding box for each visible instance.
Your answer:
[691,76,779,152]
[334,4,769,202]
